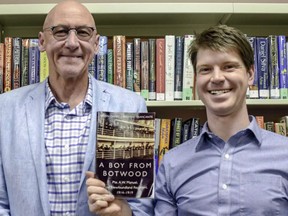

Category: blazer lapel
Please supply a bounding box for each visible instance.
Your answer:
[25,82,50,215]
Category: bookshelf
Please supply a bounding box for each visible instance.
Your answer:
[0,0,288,123]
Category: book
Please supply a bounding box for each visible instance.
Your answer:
[156,38,165,101]
[174,36,184,100]
[255,116,264,129]
[169,117,182,148]
[280,115,288,136]
[126,42,134,91]
[0,43,4,94]
[274,122,286,136]
[165,35,175,101]
[28,38,40,85]
[96,111,155,198]
[256,37,270,99]
[133,38,141,94]
[141,40,149,101]
[21,39,29,87]
[154,118,161,174]
[12,37,21,90]
[247,36,259,99]
[148,38,156,101]
[97,36,108,82]
[39,51,49,82]
[88,54,96,78]
[113,35,126,88]
[264,121,274,132]
[182,35,195,100]
[4,37,13,92]
[278,36,287,99]
[107,49,114,84]
[268,35,280,99]
[158,118,171,164]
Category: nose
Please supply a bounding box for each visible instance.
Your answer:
[65,30,79,49]
[210,67,225,83]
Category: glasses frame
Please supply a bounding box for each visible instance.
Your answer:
[43,25,96,41]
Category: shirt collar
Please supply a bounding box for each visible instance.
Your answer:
[45,77,93,111]
[195,115,262,152]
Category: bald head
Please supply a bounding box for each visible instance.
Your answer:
[43,0,96,30]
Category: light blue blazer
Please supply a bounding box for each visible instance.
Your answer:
[0,77,154,216]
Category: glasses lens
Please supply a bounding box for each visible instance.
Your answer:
[52,26,69,40]
[76,27,94,41]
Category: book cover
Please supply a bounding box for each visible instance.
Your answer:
[141,40,149,101]
[156,38,165,101]
[165,35,175,101]
[148,38,156,101]
[21,38,29,87]
[126,42,134,91]
[182,35,195,100]
[113,35,126,88]
[133,38,141,95]
[278,36,287,99]
[247,36,259,99]
[4,37,13,92]
[0,43,4,94]
[96,111,155,198]
[12,37,22,90]
[256,37,270,99]
[97,36,108,82]
[174,36,184,100]
[268,35,280,99]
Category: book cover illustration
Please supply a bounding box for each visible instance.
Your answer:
[96,111,155,198]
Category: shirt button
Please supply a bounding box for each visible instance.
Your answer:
[64,144,69,150]
[63,176,70,182]
[224,154,230,159]
[222,184,228,190]
[65,212,70,216]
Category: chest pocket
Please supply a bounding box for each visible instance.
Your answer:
[239,174,283,216]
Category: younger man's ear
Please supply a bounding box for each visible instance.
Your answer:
[247,65,255,85]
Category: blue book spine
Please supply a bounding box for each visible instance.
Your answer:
[247,36,259,98]
[174,36,184,100]
[268,35,280,99]
[88,54,97,78]
[257,37,270,99]
[278,35,288,99]
[96,36,108,82]
[28,39,39,85]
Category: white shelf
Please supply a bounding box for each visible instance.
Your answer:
[146,99,288,107]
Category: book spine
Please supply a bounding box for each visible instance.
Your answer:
[264,121,275,132]
[21,38,29,87]
[156,38,165,101]
[257,37,270,99]
[247,36,259,99]
[28,39,39,85]
[4,37,12,92]
[169,117,182,149]
[278,36,288,99]
[165,35,175,101]
[268,35,280,99]
[148,38,156,101]
[126,42,134,91]
[274,122,286,136]
[39,51,49,82]
[190,118,200,138]
[12,37,22,90]
[255,116,264,129]
[88,54,96,78]
[113,35,126,88]
[181,119,191,143]
[158,118,171,164]
[107,48,114,84]
[141,40,149,101]
[182,35,195,100]
[0,43,4,94]
[154,118,161,174]
[97,36,108,82]
[174,36,184,100]
[280,115,288,136]
[133,38,141,95]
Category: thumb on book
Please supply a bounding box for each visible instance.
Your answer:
[85,171,96,179]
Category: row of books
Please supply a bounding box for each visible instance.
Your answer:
[255,115,288,136]
[1,35,288,101]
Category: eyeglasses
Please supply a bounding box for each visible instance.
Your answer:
[43,25,96,41]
